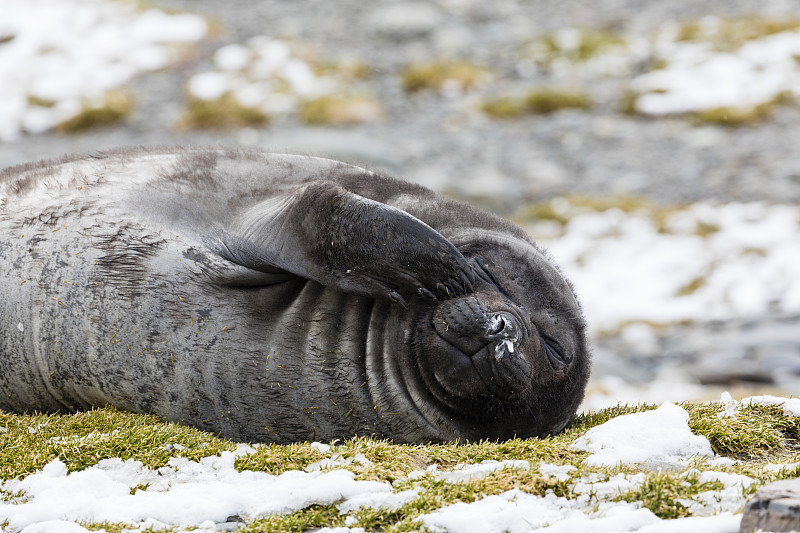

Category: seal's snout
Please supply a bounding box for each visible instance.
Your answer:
[432,296,528,357]
[426,295,535,402]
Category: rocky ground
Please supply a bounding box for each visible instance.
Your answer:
[2,0,799,404]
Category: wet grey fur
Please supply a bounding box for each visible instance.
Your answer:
[0,146,590,443]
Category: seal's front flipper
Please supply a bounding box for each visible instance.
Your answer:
[213,181,474,302]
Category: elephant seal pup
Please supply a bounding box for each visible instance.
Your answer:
[0,146,590,444]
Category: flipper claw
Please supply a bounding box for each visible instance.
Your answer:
[389,290,408,308]
[418,287,437,300]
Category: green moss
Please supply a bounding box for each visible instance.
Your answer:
[513,195,652,226]
[616,470,723,519]
[690,91,794,126]
[77,522,141,533]
[381,468,576,532]
[742,247,768,257]
[513,201,571,227]
[480,97,527,119]
[573,29,626,61]
[27,95,57,108]
[566,404,656,437]
[695,221,721,237]
[676,16,800,52]
[623,88,795,125]
[533,28,627,64]
[180,92,269,129]
[427,438,580,468]
[243,505,343,532]
[619,90,640,115]
[675,276,707,297]
[401,60,489,93]
[56,90,133,133]
[0,407,235,480]
[313,59,372,81]
[525,88,592,113]
[685,402,800,459]
[298,95,382,125]
[482,88,591,120]
[691,103,776,126]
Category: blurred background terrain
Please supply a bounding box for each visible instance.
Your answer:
[2,0,799,409]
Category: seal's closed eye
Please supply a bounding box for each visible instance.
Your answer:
[541,334,570,370]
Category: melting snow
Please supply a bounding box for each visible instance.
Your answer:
[718,391,800,418]
[0,445,391,531]
[408,460,531,483]
[570,402,715,467]
[634,24,800,114]
[186,36,346,116]
[418,491,742,533]
[537,202,800,333]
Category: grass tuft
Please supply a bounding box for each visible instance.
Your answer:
[628,85,794,126]
[675,276,707,297]
[676,15,800,52]
[243,505,343,532]
[482,88,591,119]
[513,195,653,227]
[401,60,490,93]
[531,28,627,65]
[0,407,235,479]
[480,96,527,119]
[180,92,269,129]
[56,90,134,133]
[685,402,800,459]
[525,88,592,114]
[298,95,383,125]
[691,103,777,127]
[615,470,723,519]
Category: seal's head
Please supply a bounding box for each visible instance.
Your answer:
[411,231,590,441]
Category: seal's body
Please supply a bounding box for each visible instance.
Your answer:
[0,147,589,443]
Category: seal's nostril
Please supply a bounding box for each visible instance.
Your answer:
[488,315,506,335]
[486,313,517,340]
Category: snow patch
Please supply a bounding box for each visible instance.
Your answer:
[538,202,800,333]
[408,460,531,483]
[186,36,355,117]
[538,463,577,482]
[0,446,391,531]
[634,26,800,114]
[718,391,800,418]
[571,402,715,467]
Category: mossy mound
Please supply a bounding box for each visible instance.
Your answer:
[1,399,798,531]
